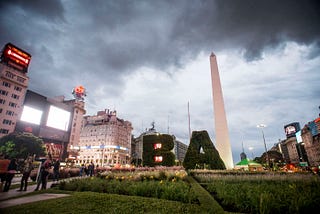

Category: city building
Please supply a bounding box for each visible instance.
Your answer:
[74,109,133,166]
[0,43,31,137]
[132,124,188,166]
[173,136,188,164]
[15,90,86,160]
[301,117,320,166]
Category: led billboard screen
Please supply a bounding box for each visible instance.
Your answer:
[46,105,70,131]
[284,122,300,138]
[1,43,31,72]
[20,105,43,125]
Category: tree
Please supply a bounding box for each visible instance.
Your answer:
[183,130,226,170]
[0,132,46,159]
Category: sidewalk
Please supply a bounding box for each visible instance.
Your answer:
[0,180,69,208]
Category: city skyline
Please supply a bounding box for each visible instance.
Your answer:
[0,1,319,164]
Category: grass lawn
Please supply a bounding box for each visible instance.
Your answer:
[0,191,204,214]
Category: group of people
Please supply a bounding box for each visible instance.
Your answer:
[0,153,61,192]
[79,162,95,177]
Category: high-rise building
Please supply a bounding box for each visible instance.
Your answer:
[210,53,234,169]
[0,43,31,137]
[75,109,133,166]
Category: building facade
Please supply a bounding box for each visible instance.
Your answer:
[301,118,320,167]
[132,126,188,166]
[75,109,133,166]
[0,43,31,137]
[15,90,86,160]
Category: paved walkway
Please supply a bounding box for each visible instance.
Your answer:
[0,179,71,208]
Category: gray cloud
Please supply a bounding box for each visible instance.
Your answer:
[0,0,319,163]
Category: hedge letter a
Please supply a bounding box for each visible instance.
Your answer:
[183,130,226,170]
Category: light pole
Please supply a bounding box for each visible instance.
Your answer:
[257,124,270,168]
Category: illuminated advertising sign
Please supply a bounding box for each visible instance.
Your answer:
[72,85,86,101]
[46,105,71,131]
[284,122,300,138]
[20,105,43,125]
[308,120,319,137]
[1,43,31,72]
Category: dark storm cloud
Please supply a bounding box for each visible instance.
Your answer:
[0,0,65,21]
[0,0,319,96]
[170,0,320,60]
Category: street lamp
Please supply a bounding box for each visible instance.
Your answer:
[257,124,270,168]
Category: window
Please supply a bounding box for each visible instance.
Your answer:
[9,102,17,108]
[14,86,22,92]
[3,119,12,125]
[11,94,19,99]
[0,129,9,134]
[2,82,11,88]
[0,99,5,104]
[0,90,8,96]
[17,77,26,83]
[6,110,14,116]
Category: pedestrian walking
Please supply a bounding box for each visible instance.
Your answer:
[53,159,60,182]
[0,154,10,192]
[3,158,18,192]
[18,155,34,191]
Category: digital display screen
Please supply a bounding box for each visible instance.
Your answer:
[20,105,43,125]
[46,105,70,131]
[1,43,31,72]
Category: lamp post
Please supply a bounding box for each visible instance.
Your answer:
[257,124,270,168]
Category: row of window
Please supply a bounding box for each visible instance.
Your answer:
[0,129,9,134]
[0,109,15,116]
[3,119,13,125]
[2,81,22,92]
[0,99,18,107]
[0,89,20,99]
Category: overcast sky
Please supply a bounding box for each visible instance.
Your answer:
[1,0,319,164]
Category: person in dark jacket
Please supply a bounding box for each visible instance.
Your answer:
[3,158,18,192]
[53,159,60,182]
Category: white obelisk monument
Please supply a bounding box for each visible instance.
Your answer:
[210,53,234,169]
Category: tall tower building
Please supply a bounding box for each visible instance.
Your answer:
[210,53,234,169]
[0,43,31,137]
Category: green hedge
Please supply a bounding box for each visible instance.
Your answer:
[183,130,225,170]
[143,134,175,166]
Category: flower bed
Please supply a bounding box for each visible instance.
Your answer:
[58,168,198,204]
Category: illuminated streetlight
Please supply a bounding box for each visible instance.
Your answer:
[257,124,270,168]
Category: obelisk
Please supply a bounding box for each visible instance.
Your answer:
[210,53,234,169]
